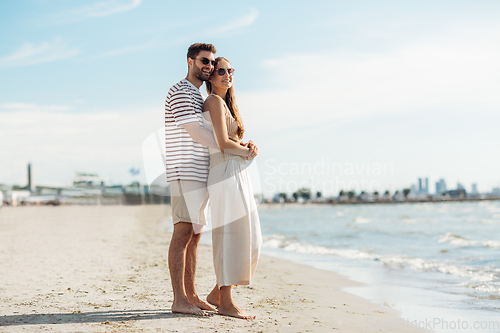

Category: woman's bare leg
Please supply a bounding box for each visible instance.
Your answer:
[218,286,255,319]
[207,284,220,307]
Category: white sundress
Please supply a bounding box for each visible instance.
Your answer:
[202,100,262,287]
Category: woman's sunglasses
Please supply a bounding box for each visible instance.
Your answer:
[216,68,235,76]
[194,57,217,67]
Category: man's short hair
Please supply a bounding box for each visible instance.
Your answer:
[187,43,217,60]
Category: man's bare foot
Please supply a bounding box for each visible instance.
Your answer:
[171,299,206,316]
[206,288,220,308]
[188,296,216,311]
[218,304,255,320]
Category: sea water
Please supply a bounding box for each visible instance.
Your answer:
[258,201,500,332]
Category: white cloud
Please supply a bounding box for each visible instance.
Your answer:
[52,0,143,22]
[208,8,259,35]
[173,8,259,44]
[91,39,156,58]
[0,38,80,68]
[0,103,72,112]
[0,106,161,186]
[238,27,500,134]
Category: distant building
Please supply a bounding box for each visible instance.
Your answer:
[471,183,478,195]
[6,190,31,206]
[446,189,466,199]
[436,179,447,194]
[457,182,465,191]
[27,163,35,192]
[73,173,108,187]
[492,187,500,197]
[417,177,429,194]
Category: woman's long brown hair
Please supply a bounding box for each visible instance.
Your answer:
[206,57,245,139]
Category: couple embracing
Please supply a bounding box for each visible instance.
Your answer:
[164,43,262,319]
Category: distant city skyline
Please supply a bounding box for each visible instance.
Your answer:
[1,1,499,195]
[1,162,496,200]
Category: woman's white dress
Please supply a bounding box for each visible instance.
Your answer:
[202,105,262,287]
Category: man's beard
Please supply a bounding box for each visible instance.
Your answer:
[193,64,210,81]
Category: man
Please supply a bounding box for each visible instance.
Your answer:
[164,43,219,315]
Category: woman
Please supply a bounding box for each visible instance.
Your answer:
[202,57,262,319]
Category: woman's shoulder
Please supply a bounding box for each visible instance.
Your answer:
[203,94,225,111]
[205,94,224,104]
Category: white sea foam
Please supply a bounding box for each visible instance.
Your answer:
[439,233,479,247]
[353,216,371,223]
[484,240,500,248]
[439,232,500,248]
[483,204,500,213]
[262,234,378,259]
[262,238,284,249]
[458,281,500,294]
[398,218,433,224]
[379,256,499,282]
[262,233,289,249]
[262,233,500,286]
[467,218,500,224]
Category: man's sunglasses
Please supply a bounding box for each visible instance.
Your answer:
[216,68,235,76]
[193,57,216,67]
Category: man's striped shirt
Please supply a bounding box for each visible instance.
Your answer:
[164,79,209,182]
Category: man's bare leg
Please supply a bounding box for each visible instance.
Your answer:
[218,286,255,319]
[168,222,205,315]
[184,231,216,311]
[206,284,220,307]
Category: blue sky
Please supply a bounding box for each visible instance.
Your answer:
[1,0,499,196]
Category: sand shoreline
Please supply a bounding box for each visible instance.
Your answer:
[0,205,431,332]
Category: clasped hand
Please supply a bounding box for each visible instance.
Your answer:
[240,140,258,160]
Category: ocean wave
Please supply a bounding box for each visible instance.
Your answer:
[353,216,371,223]
[398,218,434,224]
[482,203,500,213]
[262,233,500,285]
[262,234,377,258]
[459,282,500,294]
[467,218,500,224]
[439,232,500,248]
[379,256,499,282]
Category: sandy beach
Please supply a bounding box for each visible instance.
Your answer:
[0,205,431,332]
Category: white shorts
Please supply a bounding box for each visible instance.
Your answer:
[170,180,209,233]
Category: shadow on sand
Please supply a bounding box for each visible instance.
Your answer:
[0,309,211,327]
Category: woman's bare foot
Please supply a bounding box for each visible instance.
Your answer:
[206,285,220,307]
[216,285,255,319]
[218,303,255,320]
[171,299,206,316]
